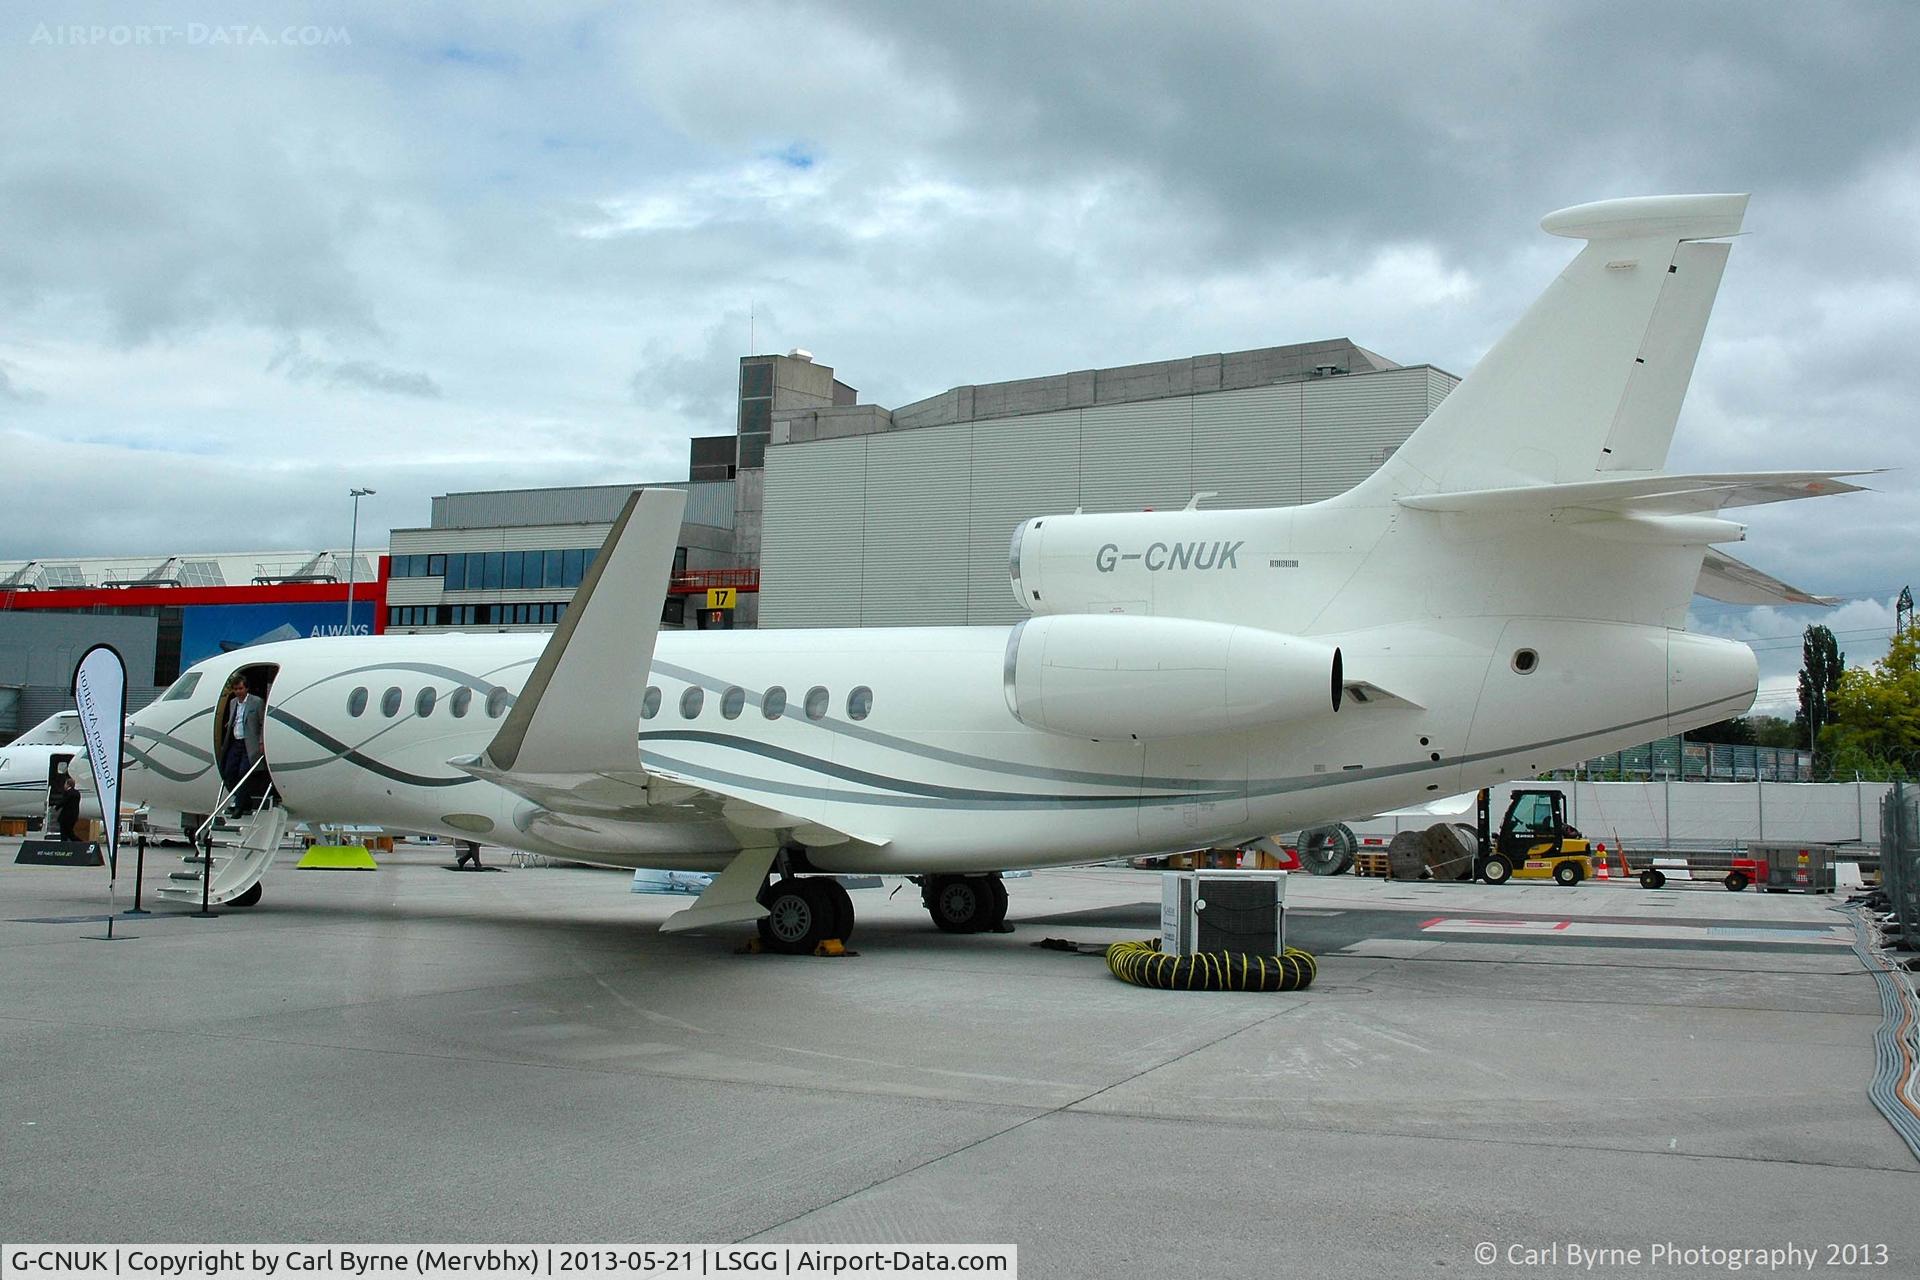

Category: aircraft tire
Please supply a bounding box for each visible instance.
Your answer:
[925,875,991,933]
[757,878,833,954]
[1482,856,1513,885]
[816,877,856,942]
[230,882,263,908]
[979,875,1009,931]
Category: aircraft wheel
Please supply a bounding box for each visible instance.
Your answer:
[757,878,834,954]
[1639,869,1667,890]
[1553,861,1582,886]
[979,875,1010,931]
[1482,856,1512,885]
[816,877,856,942]
[925,875,993,933]
[1724,872,1749,892]
[230,882,263,908]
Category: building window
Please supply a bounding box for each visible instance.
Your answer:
[449,686,471,718]
[679,686,704,718]
[641,686,661,719]
[847,686,872,721]
[381,687,402,717]
[804,686,828,720]
[562,547,588,587]
[720,687,745,719]
[762,686,786,719]
[427,554,446,577]
[503,550,523,591]
[347,686,368,717]
[543,549,562,589]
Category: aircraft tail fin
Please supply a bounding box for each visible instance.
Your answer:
[1343,194,1748,500]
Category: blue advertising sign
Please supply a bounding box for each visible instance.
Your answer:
[178,602,376,669]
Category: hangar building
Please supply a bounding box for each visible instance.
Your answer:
[757,339,1457,627]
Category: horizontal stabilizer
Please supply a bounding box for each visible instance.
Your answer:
[1695,548,1838,607]
[1398,470,1875,516]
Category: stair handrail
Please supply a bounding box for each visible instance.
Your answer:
[193,756,271,847]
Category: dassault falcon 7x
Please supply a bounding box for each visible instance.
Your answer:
[122,194,1868,948]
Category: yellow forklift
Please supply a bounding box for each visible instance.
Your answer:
[1474,788,1598,886]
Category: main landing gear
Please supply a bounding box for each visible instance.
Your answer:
[756,876,856,955]
[920,873,1009,934]
[752,871,1013,953]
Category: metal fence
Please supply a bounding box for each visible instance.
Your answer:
[1556,736,1813,782]
[1881,783,1920,947]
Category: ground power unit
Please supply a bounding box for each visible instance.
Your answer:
[1161,870,1287,955]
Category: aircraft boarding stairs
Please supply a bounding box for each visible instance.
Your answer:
[156,759,289,908]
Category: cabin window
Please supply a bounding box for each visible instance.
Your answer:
[415,687,437,717]
[721,687,745,719]
[1512,648,1539,674]
[485,687,510,718]
[346,686,368,717]
[762,686,786,719]
[162,672,202,701]
[381,687,402,717]
[804,686,829,720]
[641,686,662,719]
[847,686,872,721]
[449,687,472,718]
[679,686,704,718]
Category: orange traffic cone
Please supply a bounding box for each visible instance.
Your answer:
[1595,846,1610,880]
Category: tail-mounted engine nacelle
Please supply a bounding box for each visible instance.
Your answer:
[1003,613,1343,740]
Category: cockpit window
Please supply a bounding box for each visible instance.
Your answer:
[161,672,203,702]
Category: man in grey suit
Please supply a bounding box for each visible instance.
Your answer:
[217,674,266,806]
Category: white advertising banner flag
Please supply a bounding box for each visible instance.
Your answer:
[71,644,128,870]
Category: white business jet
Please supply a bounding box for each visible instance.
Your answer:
[0,712,87,825]
[122,194,1867,947]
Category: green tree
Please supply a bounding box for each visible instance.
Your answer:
[1822,628,1920,779]
[1748,715,1800,748]
[1796,624,1845,773]
[1685,716,1753,745]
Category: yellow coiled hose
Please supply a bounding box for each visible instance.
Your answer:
[1105,939,1317,991]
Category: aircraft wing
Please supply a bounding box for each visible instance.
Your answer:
[1398,469,1876,516]
[1694,548,1838,607]
[450,487,882,863]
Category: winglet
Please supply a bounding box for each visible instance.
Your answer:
[479,487,686,777]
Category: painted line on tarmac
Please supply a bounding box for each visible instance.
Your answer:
[1419,917,1853,946]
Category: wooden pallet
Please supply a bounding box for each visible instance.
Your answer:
[1352,850,1391,878]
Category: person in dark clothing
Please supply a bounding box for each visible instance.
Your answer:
[55,776,82,843]
[455,840,483,869]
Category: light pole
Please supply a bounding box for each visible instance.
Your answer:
[345,487,376,633]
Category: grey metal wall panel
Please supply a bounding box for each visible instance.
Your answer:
[1191,383,1304,508]
[858,429,972,626]
[965,410,1082,624]
[760,436,868,628]
[1302,369,1429,502]
[1077,400,1193,513]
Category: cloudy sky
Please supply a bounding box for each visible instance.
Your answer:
[2,1,1916,714]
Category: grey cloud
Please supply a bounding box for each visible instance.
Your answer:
[630,308,761,418]
[0,366,45,404]
[270,342,443,398]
